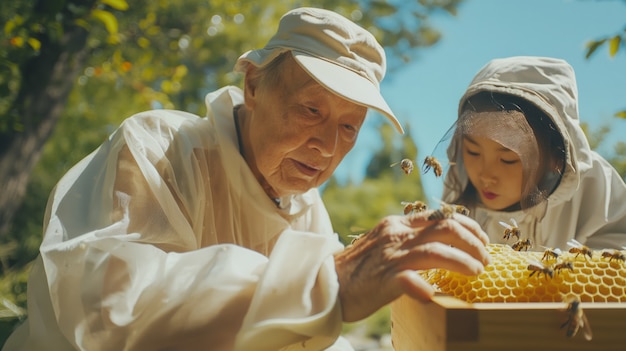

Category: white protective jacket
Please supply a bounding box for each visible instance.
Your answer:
[444,56,626,251]
[3,86,352,351]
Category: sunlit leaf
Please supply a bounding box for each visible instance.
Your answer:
[73,18,89,29]
[615,110,626,119]
[173,65,188,80]
[91,9,118,34]
[4,19,16,35]
[585,39,605,59]
[101,0,129,11]
[609,35,621,57]
[27,38,41,51]
[9,37,24,47]
[137,37,150,48]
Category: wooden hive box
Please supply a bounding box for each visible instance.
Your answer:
[390,293,626,351]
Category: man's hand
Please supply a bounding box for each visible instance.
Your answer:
[334,211,490,322]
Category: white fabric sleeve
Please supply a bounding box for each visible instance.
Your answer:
[235,229,345,351]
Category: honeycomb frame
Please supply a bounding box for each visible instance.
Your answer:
[423,244,626,303]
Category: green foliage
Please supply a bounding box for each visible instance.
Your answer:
[0,0,126,132]
[585,26,626,120]
[0,265,29,343]
[585,28,626,59]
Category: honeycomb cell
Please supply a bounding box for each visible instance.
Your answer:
[466,290,476,301]
[612,286,624,296]
[598,284,611,296]
[601,276,614,285]
[585,284,597,295]
[546,284,558,295]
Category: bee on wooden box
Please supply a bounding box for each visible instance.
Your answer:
[561,296,592,341]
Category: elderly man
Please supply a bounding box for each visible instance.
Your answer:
[4,7,489,351]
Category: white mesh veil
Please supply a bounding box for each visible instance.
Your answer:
[439,92,566,219]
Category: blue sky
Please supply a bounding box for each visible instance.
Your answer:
[334,0,626,205]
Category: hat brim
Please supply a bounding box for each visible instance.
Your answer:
[291,51,404,134]
[235,49,403,134]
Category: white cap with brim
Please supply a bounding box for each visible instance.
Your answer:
[234,7,404,134]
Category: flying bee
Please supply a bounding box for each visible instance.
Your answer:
[567,239,593,260]
[541,246,562,261]
[527,260,554,279]
[422,156,443,177]
[601,249,625,263]
[512,238,532,252]
[427,199,470,220]
[390,158,414,175]
[554,261,574,274]
[401,200,428,215]
[499,218,521,241]
[561,296,593,341]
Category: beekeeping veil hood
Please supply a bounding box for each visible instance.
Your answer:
[443,56,591,218]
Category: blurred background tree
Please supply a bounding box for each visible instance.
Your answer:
[0,0,462,343]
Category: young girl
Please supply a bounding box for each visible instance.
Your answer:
[441,56,626,250]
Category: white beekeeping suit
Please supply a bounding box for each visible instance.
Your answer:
[3,86,350,351]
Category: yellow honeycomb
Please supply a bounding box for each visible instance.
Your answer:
[423,244,626,303]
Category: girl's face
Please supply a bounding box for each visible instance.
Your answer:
[462,135,524,210]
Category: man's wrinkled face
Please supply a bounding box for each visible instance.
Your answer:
[243,57,367,198]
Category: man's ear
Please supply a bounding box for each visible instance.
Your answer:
[243,66,259,110]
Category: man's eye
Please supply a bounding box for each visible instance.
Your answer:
[307,107,320,114]
[343,124,356,132]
